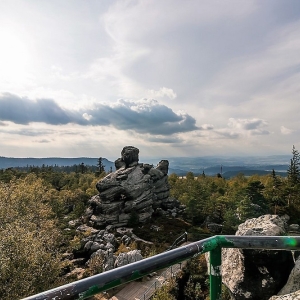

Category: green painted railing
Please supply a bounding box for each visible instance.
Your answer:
[22,235,300,300]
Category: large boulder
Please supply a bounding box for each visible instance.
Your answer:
[77,227,147,272]
[83,146,175,228]
[117,145,139,169]
[269,290,300,300]
[271,256,300,298]
[221,215,294,300]
[114,250,143,268]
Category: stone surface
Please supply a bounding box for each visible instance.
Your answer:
[82,146,182,228]
[207,222,223,233]
[269,290,300,300]
[78,226,150,272]
[277,257,300,296]
[221,215,294,300]
[119,146,139,168]
[236,214,287,236]
[289,224,300,232]
[114,250,143,268]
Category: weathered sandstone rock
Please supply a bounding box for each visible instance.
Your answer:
[269,290,300,300]
[114,250,143,268]
[275,256,300,297]
[82,146,180,228]
[221,215,294,300]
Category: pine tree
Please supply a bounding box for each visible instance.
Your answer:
[245,180,267,210]
[97,157,105,173]
[287,145,300,186]
[286,146,300,212]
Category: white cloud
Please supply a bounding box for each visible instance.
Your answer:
[228,118,267,130]
[1,1,300,157]
[280,126,293,135]
[200,124,214,130]
[146,87,177,100]
[82,113,93,121]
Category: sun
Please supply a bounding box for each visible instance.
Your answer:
[0,30,31,82]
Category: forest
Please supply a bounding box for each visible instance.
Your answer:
[1,147,300,300]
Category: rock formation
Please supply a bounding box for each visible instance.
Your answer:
[269,290,300,300]
[269,255,300,299]
[82,146,181,228]
[221,215,294,300]
[75,225,147,272]
[114,250,143,268]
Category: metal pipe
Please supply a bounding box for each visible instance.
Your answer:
[21,236,300,300]
[210,246,222,300]
[219,235,300,250]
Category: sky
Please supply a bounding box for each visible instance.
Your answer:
[0,0,300,160]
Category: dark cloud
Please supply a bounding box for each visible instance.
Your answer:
[0,93,78,125]
[33,139,51,143]
[243,119,266,130]
[0,94,198,135]
[228,118,268,131]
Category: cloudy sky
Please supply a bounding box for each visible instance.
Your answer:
[1,0,300,160]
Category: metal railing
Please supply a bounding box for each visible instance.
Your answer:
[22,235,300,300]
[166,231,188,251]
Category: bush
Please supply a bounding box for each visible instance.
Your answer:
[0,175,64,299]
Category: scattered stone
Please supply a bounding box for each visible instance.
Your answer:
[68,219,82,227]
[114,250,143,268]
[76,224,99,235]
[61,253,74,260]
[65,267,85,280]
[207,222,223,234]
[289,224,300,232]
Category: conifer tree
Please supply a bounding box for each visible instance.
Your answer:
[97,157,105,173]
[286,146,300,213]
[287,145,300,186]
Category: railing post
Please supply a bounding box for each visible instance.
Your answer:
[210,245,222,300]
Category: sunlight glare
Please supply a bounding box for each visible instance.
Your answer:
[0,30,31,81]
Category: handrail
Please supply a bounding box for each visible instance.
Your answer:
[21,235,300,300]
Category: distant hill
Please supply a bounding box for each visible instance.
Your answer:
[0,155,290,178]
[164,155,290,178]
[0,157,114,172]
[222,170,287,178]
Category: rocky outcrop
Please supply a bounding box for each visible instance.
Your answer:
[269,290,300,300]
[271,256,300,298]
[82,146,181,228]
[76,225,147,272]
[221,215,294,300]
[114,250,143,268]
